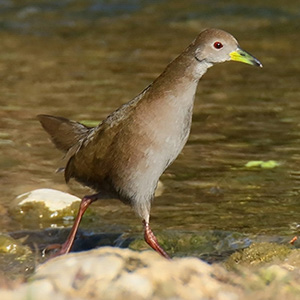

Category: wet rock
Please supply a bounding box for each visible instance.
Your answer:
[0,234,31,256]
[226,242,292,268]
[129,230,252,262]
[0,229,128,282]
[222,250,300,299]
[9,228,127,254]
[10,189,80,222]
[0,234,34,282]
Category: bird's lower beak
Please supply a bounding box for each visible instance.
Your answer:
[230,47,262,67]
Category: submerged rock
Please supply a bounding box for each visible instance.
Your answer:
[0,234,34,282]
[129,230,253,262]
[0,234,31,256]
[10,189,81,222]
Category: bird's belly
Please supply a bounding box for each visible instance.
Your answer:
[117,100,193,207]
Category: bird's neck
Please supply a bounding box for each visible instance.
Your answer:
[145,51,212,105]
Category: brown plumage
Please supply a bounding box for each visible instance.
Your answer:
[38,28,262,259]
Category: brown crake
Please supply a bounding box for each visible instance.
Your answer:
[38,28,262,259]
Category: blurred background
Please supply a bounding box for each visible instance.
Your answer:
[0,0,299,268]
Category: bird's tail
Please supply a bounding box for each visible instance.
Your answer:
[37,114,91,153]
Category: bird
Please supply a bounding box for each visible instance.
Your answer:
[38,28,262,259]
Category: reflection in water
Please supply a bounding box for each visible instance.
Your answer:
[0,0,299,257]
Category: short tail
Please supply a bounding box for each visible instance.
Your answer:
[37,114,91,153]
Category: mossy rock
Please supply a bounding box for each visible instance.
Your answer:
[128,231,242,258]
[0,234,32,257]
[10,189,81,222]
[226,242,291,269]
[129,232,215,255]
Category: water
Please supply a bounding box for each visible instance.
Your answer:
[0,0,299,264]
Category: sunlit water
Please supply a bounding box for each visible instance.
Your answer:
[0,0,299,267]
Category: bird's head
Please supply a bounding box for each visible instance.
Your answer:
[193,28,262,67]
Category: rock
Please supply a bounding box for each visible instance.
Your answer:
[15,189,80,211]
[0,234,34,282]
[0,234,31,256]
[10,189,81,222]
[129,230,251,261]
[258,265,289,284]
[28,247,236,300]
[34,249,125,294]
[104,272,153,299]
[1,247,300,300]
[225,242,292,268]
[0,280,74,300]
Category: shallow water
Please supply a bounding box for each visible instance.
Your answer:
[0,0,300,268]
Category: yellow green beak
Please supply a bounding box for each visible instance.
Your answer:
[230,47,262,67]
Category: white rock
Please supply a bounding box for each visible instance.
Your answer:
[112,273,153,299]
[16,189,80,212]
[35,248,125,296]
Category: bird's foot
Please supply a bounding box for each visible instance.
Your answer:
[289,236,298,245]
[42,193,101,260]
[143,220,171,260]
[42,241,71,258]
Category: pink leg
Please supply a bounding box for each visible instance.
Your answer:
[47,193,99,257]
[143,220,171,259]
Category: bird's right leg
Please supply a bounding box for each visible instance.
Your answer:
[143,220,171,259]
[44,193,100,258]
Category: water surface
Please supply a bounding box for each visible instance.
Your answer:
[0,0,299,263]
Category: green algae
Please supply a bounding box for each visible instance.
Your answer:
[245,160,280,169]
[0,234,32,257]
[225,242,292,269]
[10,201,80,223]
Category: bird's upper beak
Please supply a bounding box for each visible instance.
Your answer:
[230,47,262,67]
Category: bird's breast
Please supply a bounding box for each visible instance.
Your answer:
[112,84,196,206]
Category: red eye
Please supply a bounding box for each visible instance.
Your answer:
[213,42,223,49]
